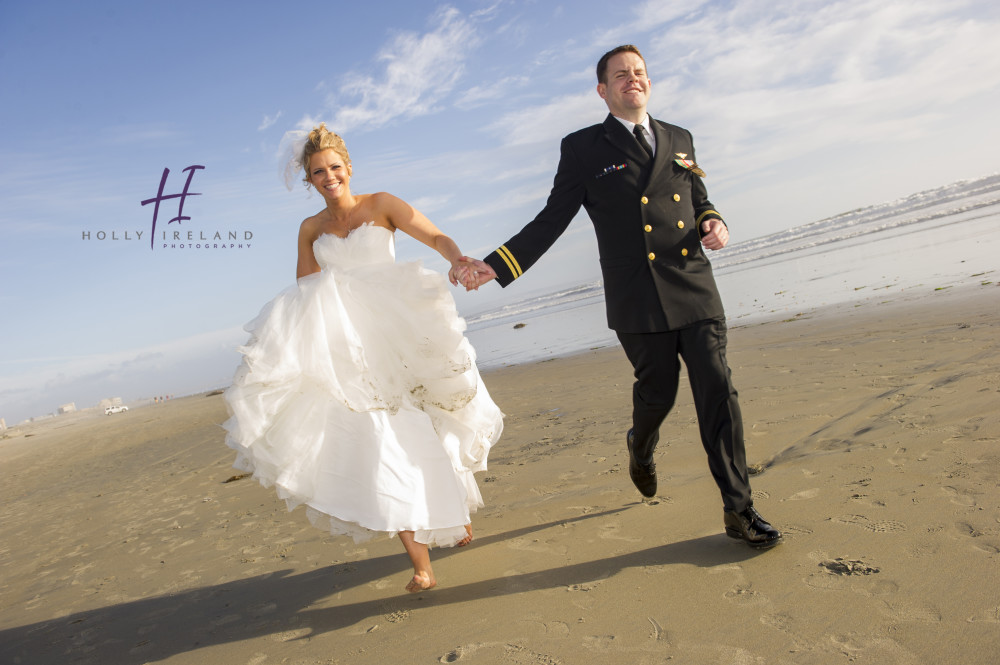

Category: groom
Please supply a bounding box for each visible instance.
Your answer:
[461,45,780,548]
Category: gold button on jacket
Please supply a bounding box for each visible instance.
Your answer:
[644,224,652,232]
[673,194,681,202]
[640,196,649,204]
[681,248,688,257]
[676,220,684,229]
[648,252,656,261]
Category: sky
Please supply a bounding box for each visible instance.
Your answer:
[2,0,999,424]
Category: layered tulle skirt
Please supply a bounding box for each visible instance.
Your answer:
[223,249,502,547]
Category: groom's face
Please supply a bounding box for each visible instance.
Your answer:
[597,51,650,118]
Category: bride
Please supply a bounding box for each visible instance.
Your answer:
[223,123,502,593]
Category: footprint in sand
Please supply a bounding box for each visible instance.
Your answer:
[440,647,466,662]
[829,633,864,653]
[724,583,767,605]
[966,606,1000,623]
[267,627,312,642]
[818,558,879,576]
[519,618,571,636]
[384,609,410,623]
[887,446,908,467]
[598,522,641,542]
[832,514,906,533]
[906,542,940,557]
[582,634,620,651]
[941,485,977,506]
[567,582,602,592]
[760,612,811,651]
[776,523,813,537]
[805,552,896,596]
[954,521,985,538]
[954,521,1000,553]
[880,599,942,623]
[439,643,560,664]
[973,542,1000,554]
[505,536,568,555]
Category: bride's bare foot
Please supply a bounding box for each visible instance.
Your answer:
[405,571,436,593]
[456,524,473,547]
[398,531,436,593]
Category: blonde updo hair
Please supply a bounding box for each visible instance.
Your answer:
[301,123,351,186]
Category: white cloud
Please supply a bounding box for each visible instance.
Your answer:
[258,111,283,131]
[323,7,480,133]
[628,0,1000,179]
[445,180,554,223]
[635,0,712,25]
[455,75,530,110]
[470,1,503,20]
[409,194,454,214]
[487,90,602,146]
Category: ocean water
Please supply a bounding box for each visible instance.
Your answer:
[466,174,1000,368]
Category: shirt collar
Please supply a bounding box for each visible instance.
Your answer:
[612,114,654,152]
[612,114,650,135]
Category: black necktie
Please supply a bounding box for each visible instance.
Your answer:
[633,125,653,159]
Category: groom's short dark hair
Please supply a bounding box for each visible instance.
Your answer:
[596,45,645,84]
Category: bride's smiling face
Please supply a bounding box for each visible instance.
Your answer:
[308,149,352,199]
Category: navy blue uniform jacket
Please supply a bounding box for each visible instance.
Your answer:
[484,114,726,333]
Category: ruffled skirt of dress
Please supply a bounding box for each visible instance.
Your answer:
[222,261,502,547]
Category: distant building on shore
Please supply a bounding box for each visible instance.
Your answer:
[98,397,124,409]
[58,403,77,415]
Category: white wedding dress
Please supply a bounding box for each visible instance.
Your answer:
[223,223,502,547]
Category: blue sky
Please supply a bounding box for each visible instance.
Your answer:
[2,0,999,424]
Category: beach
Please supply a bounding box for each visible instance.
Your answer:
[1,282,998,664]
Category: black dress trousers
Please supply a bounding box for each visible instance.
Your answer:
[616,318,751,512]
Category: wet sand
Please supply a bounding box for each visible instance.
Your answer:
[1,283,998,664]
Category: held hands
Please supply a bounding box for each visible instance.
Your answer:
[701,218,729,251]
[448,257,497,291]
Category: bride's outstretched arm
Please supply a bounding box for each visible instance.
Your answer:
[377,192,485,287]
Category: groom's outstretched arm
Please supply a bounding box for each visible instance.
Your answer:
[478,136,587,288]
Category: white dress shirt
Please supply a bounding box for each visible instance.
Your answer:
[613,114,656,156]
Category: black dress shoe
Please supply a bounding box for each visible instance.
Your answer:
[724,505,782,549]
[626,428,657,497]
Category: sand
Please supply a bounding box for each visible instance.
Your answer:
[1,284,998,664]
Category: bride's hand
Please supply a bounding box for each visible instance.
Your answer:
[457,257,497,291]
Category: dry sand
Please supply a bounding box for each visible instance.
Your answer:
[2,284,998,664]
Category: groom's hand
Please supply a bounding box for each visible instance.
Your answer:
[457,257,497,291]
[700,219,729,250]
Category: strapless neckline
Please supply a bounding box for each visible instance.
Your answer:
[316,221,389,242]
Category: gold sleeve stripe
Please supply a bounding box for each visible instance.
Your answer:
[497,245,523,278]
[695,210,721,225]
